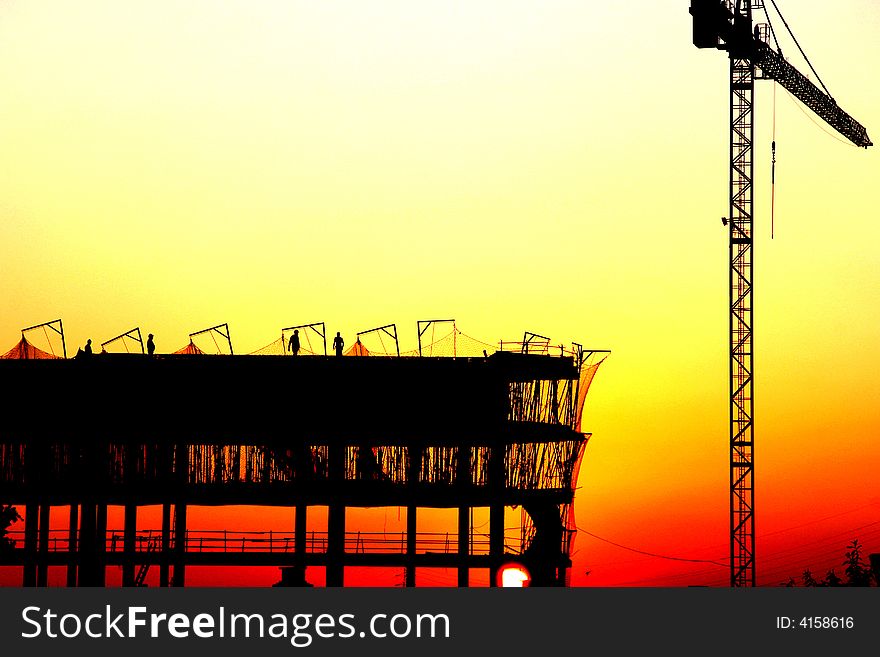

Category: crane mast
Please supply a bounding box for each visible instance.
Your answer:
[689,0,871,587]
[728,0,755,589]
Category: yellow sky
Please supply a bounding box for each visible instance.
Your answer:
[1,1,879,585]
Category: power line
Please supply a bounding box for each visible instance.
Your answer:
[579,513,880,586]
[759,501,880,538]
[577,527,727,567]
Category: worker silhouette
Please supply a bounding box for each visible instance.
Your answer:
[333,332,344,356]
[146,334,155,356]
[83,339,93,356]
[288,329,300,356]
[356,443,385,481]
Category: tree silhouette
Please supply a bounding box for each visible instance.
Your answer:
[843,539,873,586]
[0,505,22,553]
[783,539,876,587]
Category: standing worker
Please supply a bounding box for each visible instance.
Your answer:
[147,333,155,356]
[288,329,301,356]
[332,332,344,357]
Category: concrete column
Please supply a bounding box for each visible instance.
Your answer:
[95,504,107,586]
[66,504,78,587]
[295,504,307,568]
[327,504,345,587]
[160,503,171,587]
[172,502,187,587]
[457,506,469,587]
[405,505,417,587]
[405,443,421,588]
[489,504,504,587]
[122,504,137,586]
[37,503,50,586]
[172,442,187,587]
[488,443,506,587]
[22,503,38,587]
[326,442,345,587]
[457,444,470,587]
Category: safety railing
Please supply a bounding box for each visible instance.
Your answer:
[5,528,524,555]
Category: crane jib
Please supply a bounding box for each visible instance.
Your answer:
[754,45,872,148]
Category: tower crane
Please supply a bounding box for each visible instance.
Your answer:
[688,0,871,587]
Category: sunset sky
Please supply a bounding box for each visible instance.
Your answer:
[1,1,878,586]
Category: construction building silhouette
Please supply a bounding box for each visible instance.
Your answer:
[0,322,605,587]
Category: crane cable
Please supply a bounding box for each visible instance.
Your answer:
[760,3,780,240]
[767,0,834,101]
[771,82,777,240]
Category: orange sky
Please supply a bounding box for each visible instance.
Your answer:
[1,1,879,587]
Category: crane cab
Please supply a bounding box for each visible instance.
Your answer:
[689,0,733,49]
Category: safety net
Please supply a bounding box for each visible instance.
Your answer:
[173,340,206,355]
[0,337,61,360]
